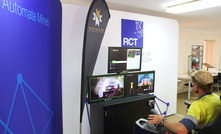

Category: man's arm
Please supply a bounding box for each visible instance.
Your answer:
[148,114,189,134]
[163,119,189,134]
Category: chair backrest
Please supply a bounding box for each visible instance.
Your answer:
[199,111,221,134]
[199,95,221,134]
[218,73,221,82]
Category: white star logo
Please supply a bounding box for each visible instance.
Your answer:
[93,8,102,26]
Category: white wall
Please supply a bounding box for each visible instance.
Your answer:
[62,4,179,134]
[93,9,179,116]
[178,29,221,74]
[62,4,86,134]
[177,29,221,92]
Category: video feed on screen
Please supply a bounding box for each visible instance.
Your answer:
[127,49,141,70]
[108,47,142,73]
[89,75,124,103]
[125,71,155,96]
[125,73,138,96]
[138,73,154,92]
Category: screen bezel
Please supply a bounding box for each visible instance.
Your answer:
[108,47,142,74]
[88,74,125,104]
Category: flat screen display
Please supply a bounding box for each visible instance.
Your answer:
[88,74,124,103]
[108,47,142,73]
[125,71,155,96]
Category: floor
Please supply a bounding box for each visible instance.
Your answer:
[165,88,221,122]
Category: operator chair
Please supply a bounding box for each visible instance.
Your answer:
[199,111,221,134]
[198,94,221,134]
[184,95,221,134]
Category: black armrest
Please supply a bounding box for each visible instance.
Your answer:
[184,100,191,108]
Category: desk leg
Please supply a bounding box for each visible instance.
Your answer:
[188,80,191,100]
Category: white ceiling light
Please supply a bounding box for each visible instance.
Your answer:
[166,0,221,14]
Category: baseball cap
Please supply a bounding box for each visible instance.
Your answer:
[189,69,213,86]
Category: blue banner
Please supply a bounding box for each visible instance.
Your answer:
[0,0,62,133]
[121,19,143,48]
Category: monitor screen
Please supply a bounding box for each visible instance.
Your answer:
[125,71,155,96]
[88,74,125,103]
[108,47,142,73]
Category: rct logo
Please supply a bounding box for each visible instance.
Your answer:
[123,38,138,46]
[121,19,143,48]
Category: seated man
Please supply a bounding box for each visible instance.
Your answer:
[148,70,221,134]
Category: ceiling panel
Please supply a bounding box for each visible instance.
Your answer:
[61,0,221,34]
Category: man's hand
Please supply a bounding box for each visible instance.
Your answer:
[147,114,163,125]
[149,114,189,134]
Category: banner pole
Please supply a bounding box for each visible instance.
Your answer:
[80,123,82,134]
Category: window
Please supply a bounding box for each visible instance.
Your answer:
[204,40,216,67]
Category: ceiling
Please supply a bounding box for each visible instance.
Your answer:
[60,0,221,35]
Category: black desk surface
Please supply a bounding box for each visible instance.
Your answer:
[94,93,155,107]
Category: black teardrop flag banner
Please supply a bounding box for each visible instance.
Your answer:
[80,0,110,123]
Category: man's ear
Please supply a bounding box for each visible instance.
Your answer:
[195,84,198,89]
[195,84,199,89]
[196,85,201,92]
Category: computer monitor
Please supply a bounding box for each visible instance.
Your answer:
[108,47,142,73]
[88,74,125,103]
[125,71,155,96]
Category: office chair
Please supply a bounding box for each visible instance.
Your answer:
[183,83,195,99]
[213,72,221,92]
